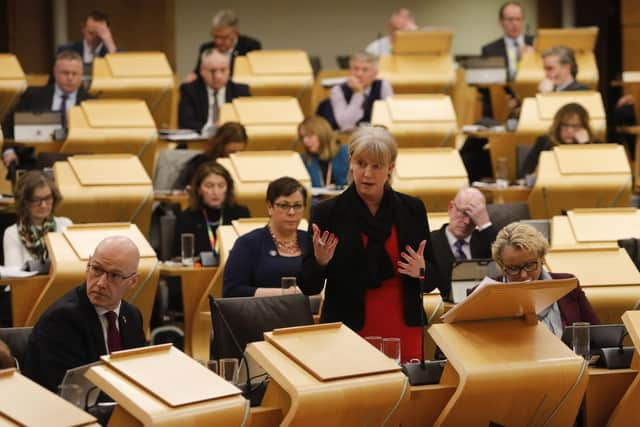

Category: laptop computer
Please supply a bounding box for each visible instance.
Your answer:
[450,259,495,303]
[461,56,507,85]
[59,361,101,408]
[14,111,63,142]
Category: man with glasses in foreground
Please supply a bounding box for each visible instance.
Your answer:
[430,187,496,301]
[24,236,146,392]
[486,222,599,336]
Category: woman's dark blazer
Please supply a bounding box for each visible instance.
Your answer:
[298,186,442,331]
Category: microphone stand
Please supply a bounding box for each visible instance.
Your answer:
[401,268,438,385]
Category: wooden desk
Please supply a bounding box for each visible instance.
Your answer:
[153,191,189,210]
[0,54,27,122]
[5,274,51,327]
[584,367,637,427]
[478,185,531,204]
[158,264,217,357]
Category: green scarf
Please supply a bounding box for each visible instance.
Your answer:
[17,217,57,262]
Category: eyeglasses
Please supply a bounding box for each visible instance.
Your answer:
[560,123,582,130]
[88,264,135,283]
[273,202,304,212]
[28,195,54,206]
[502,260,539,276]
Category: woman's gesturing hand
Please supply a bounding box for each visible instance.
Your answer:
[397,240,426,278]
[312,223,339,267]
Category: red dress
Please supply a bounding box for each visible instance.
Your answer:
[358,225,422,363]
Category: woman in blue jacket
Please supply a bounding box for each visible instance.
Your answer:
[297,117,349,188]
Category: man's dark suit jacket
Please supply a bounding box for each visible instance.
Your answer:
[1,84,92,140]
[429,223,497,301]
[481,34,536,65]
[560,81,590,91]
[178,77,251,131]
[193,34,262,76]
[23,284,145,392]
[298,185,443,331]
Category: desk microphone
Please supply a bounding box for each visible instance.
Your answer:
[401,268,442,385]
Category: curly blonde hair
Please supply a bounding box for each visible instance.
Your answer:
[492,222,549,267]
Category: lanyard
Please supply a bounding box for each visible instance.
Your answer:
[202,209,223,254]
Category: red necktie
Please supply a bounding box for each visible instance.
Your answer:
[105,311,122,353]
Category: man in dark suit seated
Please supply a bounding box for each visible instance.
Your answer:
[429,188,497,301]
[178,49,251,134]
[56,10,119,66]
[1,50,92,176]
[316,52,393,131]
[184,9,261,82]
[538,46,590,93]
[23,236,146,392]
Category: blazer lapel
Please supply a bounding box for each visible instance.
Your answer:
[78,285,108,355]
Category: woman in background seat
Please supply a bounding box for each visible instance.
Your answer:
[297,117,349,189]
[174,162,249,259]
[4,170,72,269]
[174,122,247,190]
[521,103,598,177]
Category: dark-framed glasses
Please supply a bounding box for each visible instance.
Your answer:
[88,264,135,283]
[274,202,304,212]
[502,260,539,276]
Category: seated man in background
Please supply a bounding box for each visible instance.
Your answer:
[317,52,393,131]
[56,10,119,66]
[538,45,590,92]
[429,188,496,301]
[365,8,417,56]
[24,236,146,392]
[178,49,251,134]
[186,9,261,82]
[1,50,92,177]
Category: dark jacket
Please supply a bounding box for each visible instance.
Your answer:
[223,226,308,297]
[174,204,250,257]
[520,135,601,177]
[560,81,591,91]
[298,185,443,331]
[429,223,497,301]
[193,34,262,76]
[23,284,145,392]
[481,34,536,67]
[1,83,92,139]
[173,153,211,190]
[56,40,112,61]
[178,77,251,131]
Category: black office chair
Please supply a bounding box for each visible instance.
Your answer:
[209,294,314,360]
[618,238,640,271]
[0,327,33,370]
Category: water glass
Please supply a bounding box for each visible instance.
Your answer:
[219,358,240,383]
[181,233,195,266]
[207,360,219,374]
[365,336,383,351]
[281,276,297,294]
[382,337,401,364]
[572,322,590,360]
[495,157,509,188]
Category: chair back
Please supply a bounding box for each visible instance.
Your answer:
[0,327,32,370]
[209,294,314,360]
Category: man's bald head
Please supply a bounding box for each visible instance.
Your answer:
[453,187,485,206]
[86,236,140,310]
[200,49,231,90]
[447,187,490,240]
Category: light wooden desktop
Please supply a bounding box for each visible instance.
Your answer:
[90,52,176,129]
[86,344,248,427]
[545,246,640,323]
[0,368,99,427]
[54,154,154,236]
[64,99,158,176]
[528,145,632,219]
[550,208,640,248]
[371,95,459,148]
[219,97,303,150]
[429,278,588,426]
[392,147,468,212]
[0,54,27,123]
[217,151,311,218]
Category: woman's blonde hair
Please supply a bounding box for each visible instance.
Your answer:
[348,126,397,185]
[492,222,549,267]
[298,116,338,162]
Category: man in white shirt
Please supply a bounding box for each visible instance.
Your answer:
[538,46,590,92]
[178,49,251,134]
[365,8,417,57]
[429,188,497,301]
[318,52,393,131]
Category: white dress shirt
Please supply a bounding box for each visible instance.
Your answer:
[202,86,226,134]
[445,228,472,260]
[51,86,78,115]
[82,39,104,64]
[365,36,392,56]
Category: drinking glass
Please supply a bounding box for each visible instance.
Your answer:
[572,322,591,360]
[382,337,401,364]
[495,157,509,188]
[365,336,383,351]
[281,276,297,294]
[219,358,240,383]
[181,233,195,266]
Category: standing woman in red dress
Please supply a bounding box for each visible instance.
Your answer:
[298,126,442,362]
